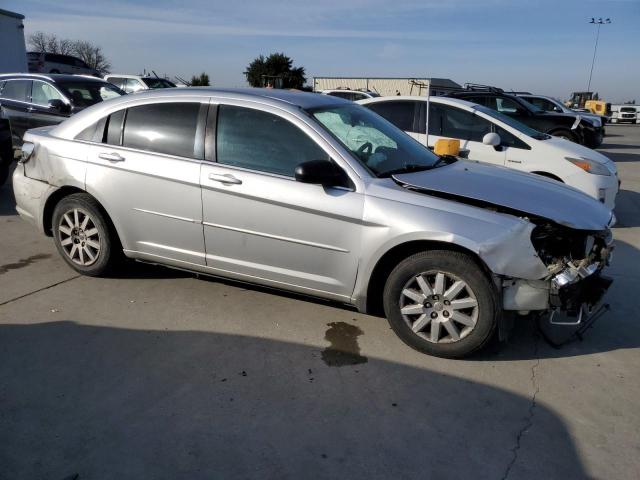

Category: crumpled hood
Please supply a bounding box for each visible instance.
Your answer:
[393,160,613,230]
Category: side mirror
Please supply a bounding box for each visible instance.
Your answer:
[48,99,71,114]
[482,132,501,147]
[295,159,345,187]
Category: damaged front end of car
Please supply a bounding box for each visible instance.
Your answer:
[503,216,614,324]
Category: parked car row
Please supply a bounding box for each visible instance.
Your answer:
[0,73,125,184]
[358,95,618,207]
[11,88,615,358]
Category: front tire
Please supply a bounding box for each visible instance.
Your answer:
[383,250,499,358]
[52,193,121,276]
[550,129,578,143]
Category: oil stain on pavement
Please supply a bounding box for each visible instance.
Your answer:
[321,321,368,367]
[0,254,51,275]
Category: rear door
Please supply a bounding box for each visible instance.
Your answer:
[199,102,364,299]
[85,99,208,265]
[0,79,33,148]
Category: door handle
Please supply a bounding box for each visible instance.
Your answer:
[208,173,242,185]
[27,107,35,112]
[98,152,125,162]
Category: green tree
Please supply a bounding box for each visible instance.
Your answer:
[244,53,306,89]
[190,72,210,86]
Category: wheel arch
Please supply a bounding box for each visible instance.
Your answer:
[530,171,564,183]
[43,187,123,249]
[361,239,495,316]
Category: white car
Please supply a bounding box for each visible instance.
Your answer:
[611,105,639,124]
[358,96,619,208]
[104,74,176,94]
[27,52,99,77]
[320,89,379,102]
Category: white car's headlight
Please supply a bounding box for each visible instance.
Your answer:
[565,157,611,176]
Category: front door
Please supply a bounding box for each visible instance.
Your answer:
[28,80,70,130]
[85,99,209,265]
[427,103,506,166]
[200,103,363,300]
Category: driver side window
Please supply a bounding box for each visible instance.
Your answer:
[217,105,329,177]
[31,81,65,107]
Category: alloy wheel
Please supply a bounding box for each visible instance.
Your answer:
[399,271,479,343]
[58,208,101,266]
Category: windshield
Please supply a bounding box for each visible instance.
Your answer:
[474,105,549,140]
[142,78,176,89]
[309,104,441,177]
[58,81,124,108]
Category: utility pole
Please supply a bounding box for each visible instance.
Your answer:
[587,17,611,93]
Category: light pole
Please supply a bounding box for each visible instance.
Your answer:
[587,17,611,93]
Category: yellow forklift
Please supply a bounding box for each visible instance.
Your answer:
[566,91,610,117]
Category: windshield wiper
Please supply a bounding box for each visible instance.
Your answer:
[379,163,437,178]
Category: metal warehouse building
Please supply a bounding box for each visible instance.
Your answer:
[0,9,27,74]
[313,77,462,97]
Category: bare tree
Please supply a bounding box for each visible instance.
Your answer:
[72,40,111,75]
[28,32,74,55]
[27,32,112,75]
[28,31,48,53]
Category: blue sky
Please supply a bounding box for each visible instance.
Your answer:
[4,0,639,102]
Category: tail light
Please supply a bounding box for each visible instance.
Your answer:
[19,142,35,164]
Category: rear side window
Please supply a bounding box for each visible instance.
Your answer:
[366,101,417,132]
[0,80,31,102]
[122,103,202,158]
[217,105,328,177]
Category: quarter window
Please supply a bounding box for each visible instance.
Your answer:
[122,103,202,158]
[217,105,328,177]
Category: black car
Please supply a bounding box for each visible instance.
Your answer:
[447,85,602,148]
[0,74,124,185]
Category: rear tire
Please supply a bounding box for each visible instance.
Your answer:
[383,250,499,358]
[52,193,122,276]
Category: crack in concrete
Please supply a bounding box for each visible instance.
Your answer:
[501,334,540,480]
[0,275,81,307]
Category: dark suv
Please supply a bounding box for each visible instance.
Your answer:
[447,85,602,148]
[0,74,124,185]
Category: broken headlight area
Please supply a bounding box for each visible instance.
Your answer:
[530,222,613,318]
[531,223,613,281]
[549,274,613,317]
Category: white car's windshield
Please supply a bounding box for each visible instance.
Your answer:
[309,104,443,177]
[474,105,550,140]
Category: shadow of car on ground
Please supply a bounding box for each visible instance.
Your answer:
[0,321,591,480]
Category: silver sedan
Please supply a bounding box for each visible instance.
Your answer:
[13,88,614,357]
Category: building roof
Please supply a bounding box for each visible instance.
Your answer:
[0,8,25,20]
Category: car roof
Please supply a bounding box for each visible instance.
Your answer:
[0,73,106,83]
[106,87,350,109]
[51,87,352,139]
[357,95,481,110]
